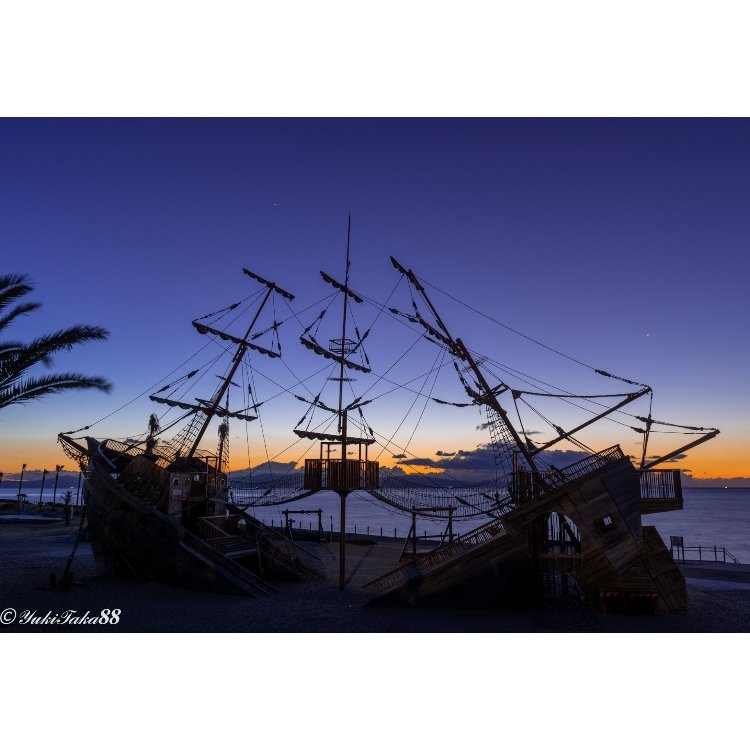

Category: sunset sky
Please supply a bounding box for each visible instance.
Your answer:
[1,118,748,481]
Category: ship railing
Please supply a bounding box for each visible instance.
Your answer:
[544,445,625,490]
[226,505,324,577]
[363,517,506,594]
[198,510,323,577]
[511,445,625,503]
[639,469,682,499]
[197,515,232,540]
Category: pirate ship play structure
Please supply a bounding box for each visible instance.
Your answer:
[58,224,719,613]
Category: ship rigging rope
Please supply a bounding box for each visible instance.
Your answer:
[193,287,266,323]
[395,347,446,462]
[242,356,275,484]
[416,274,649,388]
[346,410,501,495]
[470,348,655,435]
[360,285,664,441]
[373,346,445,461]
[60,283,309,436]
[60,344,226,435]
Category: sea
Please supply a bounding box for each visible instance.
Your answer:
[3,485,748,563]
[242,487,750,563]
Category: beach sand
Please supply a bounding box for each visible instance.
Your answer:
[2,517,749,633]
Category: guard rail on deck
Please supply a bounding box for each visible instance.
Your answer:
[303,458,380,491]
[547,445,625,489]
[226,505,325,578]
[639,469,683,513]
[198,515,232,539]
[363,517,506,594]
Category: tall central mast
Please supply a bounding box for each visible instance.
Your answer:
[337,215,351,590]
[337,213,352,432]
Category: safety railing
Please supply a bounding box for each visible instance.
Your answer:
[363,517,506,594]
[639,469,682,500]
[671,543,741,564]
[197,515,232,539]
[303,458,380,491]
[545,445,625,490]
[226,505,324,578]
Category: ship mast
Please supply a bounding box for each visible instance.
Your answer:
[336,215,352,590]
[182,270,295,462]
[337,215,352,432]
[185,287,273,460]
[391,257,541,477]
[292,215,376,590]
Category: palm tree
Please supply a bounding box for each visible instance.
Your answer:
[146,413,160,453]
[0,273,111,410]
[217,419,229,471]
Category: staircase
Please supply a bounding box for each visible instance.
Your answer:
[205,534,258,559]
[363,517,507,598]
[200,507,325,582]
[180,532,277,597]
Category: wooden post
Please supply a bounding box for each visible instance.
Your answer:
[17,463,27,502]
[339,408,348,591]
[339,490,346,590]
[38,469,48,505]
[51,465,63,508]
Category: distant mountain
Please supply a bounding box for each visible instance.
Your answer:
[0,470,81,489]
[227,461,301,484]
[680,473,750,488]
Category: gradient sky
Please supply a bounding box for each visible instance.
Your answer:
[1,118,748,479]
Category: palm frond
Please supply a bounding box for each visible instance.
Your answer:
[0,373,112,409]
[0,326,110,384]
[0,301,41,335]
[0,274,33,314]
[0,272,111,412]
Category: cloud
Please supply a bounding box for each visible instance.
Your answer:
[646,453,688,464]
[476,422,490,431]
[522,430,544,436]
[435,450,456,457]
[398,456,439,467]
[391,453,406,459]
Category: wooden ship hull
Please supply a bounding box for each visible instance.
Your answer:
[364,446,687,614]
[66,437,324,597]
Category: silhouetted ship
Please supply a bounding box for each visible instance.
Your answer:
[58,230,719,614]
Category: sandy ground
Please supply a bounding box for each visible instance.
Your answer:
[1,516,749,633]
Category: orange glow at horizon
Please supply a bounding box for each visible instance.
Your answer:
[2,436,748,481]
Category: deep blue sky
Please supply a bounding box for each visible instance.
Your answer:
[1,118,748,477]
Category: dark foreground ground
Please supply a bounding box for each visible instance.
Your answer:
[2,516,749,633]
